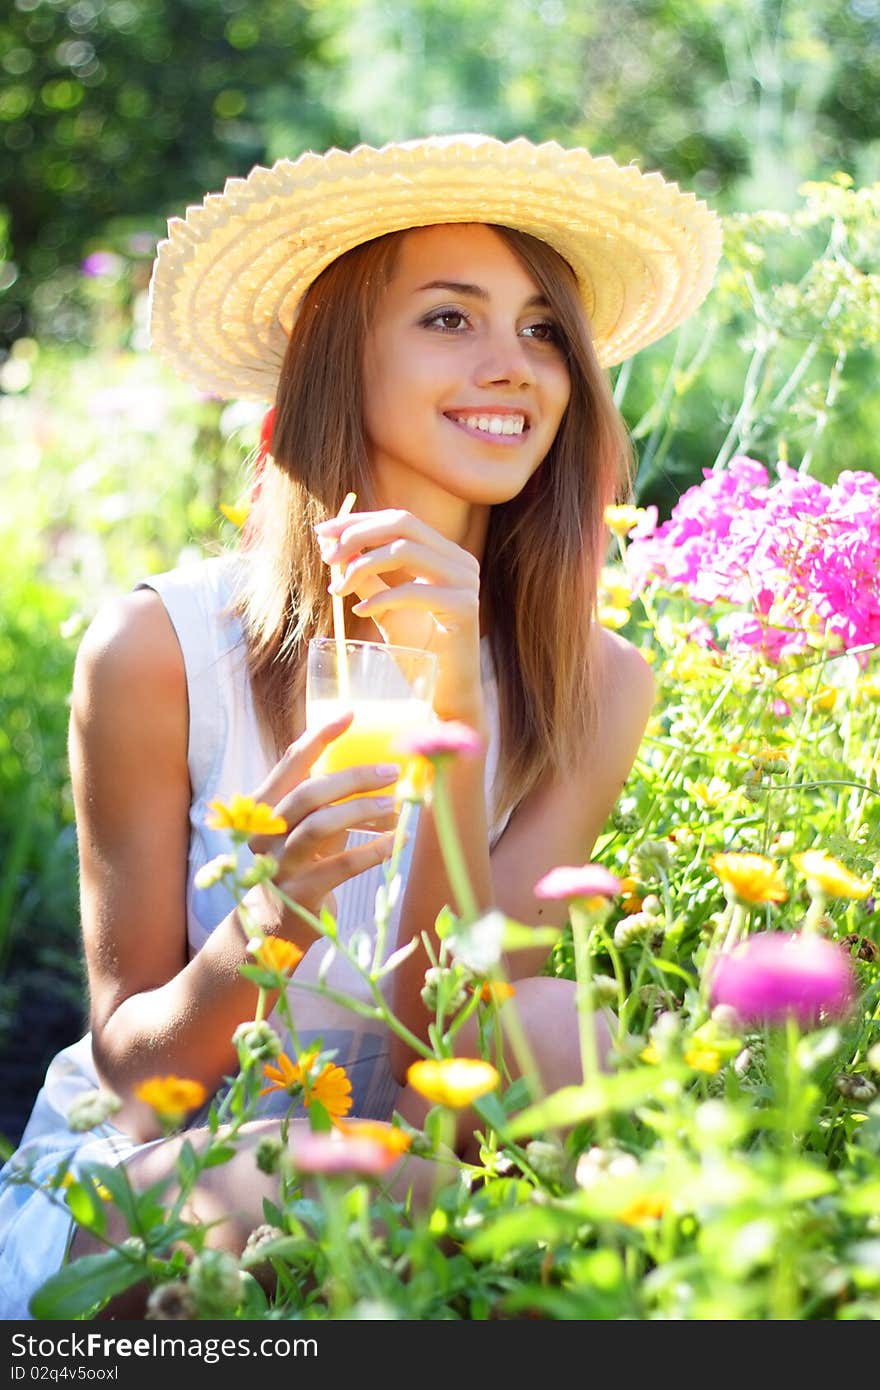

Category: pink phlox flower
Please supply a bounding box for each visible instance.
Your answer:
[708,930,857,1029]
[400,721,484,759]
[534,863,623,901]
[625,455,880,665]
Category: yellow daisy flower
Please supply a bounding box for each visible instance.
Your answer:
[683,1045,722,1075]
[616,1194,668,1226]
[791,850,871,901]
[206,794,286,836]
[604,504,648,538]
[710,852,788,906]
[406,1057,500,1108]
[219,501,251,528]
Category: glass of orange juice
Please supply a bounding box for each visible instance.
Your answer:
[306,637,437,806]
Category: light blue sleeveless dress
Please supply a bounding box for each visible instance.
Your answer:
[0,553,511,1318]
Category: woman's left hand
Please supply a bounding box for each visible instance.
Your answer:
[314,508,484,725]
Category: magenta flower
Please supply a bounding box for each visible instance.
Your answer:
[400,721,484,760]
[290,1130,400,1178]
[80,251,124,279]
[625,455,880,665]
[533,863,623,901]
[709,931,857,1029]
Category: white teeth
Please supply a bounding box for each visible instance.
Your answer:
[457,414,525,436]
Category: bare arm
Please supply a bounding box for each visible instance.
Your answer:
[72,590,405,1140]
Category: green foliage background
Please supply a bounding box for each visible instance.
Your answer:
[1,0,880,1144]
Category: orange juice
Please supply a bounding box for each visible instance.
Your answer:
[308,697,433,798]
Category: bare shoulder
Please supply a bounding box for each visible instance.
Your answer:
[73,587,185,703]
[70,588,189,842]
[594,625,656,739]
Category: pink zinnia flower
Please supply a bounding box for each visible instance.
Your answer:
[709,931,857,1029]
[400,721,484,759]
[533,864,623,901]
[290,1130,400,1178]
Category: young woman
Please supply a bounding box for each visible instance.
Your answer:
[0,134,720,1317]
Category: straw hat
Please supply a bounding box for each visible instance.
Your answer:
[148,133,722,403]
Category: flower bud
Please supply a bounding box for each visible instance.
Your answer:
[145,1281,198,1321]
[611,801,641,834]
[523,1138,567,1186]
[614,912,654,949]
[592,974,619,1006]
[629,840,671,879]
[67,1088,122,1133]
[420,965,468,1015]
[194,853,238,890]
[255,1137,284,1175]
[241,1223,285,1270]
[239,853,280,888]
[232,1019,282,1065]
[834,1073,878,1103]
[189,1249,243,1316]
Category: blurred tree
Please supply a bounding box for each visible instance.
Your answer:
[0,0,322,344]
[3,0,880,350]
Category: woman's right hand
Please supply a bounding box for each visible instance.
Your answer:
[242,711,401,942]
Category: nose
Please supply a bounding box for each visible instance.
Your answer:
[473,325,536,390]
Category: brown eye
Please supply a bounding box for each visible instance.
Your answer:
[522,320,562,344]
[423,309,469,332]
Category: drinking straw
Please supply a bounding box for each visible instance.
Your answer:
[331,491,357,701]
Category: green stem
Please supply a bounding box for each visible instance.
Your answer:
[430,760,479,921]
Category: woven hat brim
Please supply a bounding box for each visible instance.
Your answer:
[149,134,723,403]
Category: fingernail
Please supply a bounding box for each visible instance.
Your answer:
[374,796,396,811]
[352,600,368,614]
[376,764,400,778]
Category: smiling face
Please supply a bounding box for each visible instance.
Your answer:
[361,223,572,527]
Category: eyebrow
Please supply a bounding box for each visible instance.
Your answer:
[415,279,549,309]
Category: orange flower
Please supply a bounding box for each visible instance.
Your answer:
[616,1194,668,1226]
[710,852,788,905]
[260,1049,353,1120]
[135,1075,208,1121]
[473,980,516,1005]
[206,794,286,836]
[260,1052,298,1096]
[406,1057,500,1108]
[255,938,305,975]
[336,1119,413,1155]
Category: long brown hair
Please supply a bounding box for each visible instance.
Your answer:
[235,224,632,824]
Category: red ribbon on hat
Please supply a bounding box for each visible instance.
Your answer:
[242,406,275,547]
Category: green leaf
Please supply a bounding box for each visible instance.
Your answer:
[465,1202,580,1259]
[306,1099,332,1133]
[505,1065,686,1139]
[202,1143,238,1168]
[651,958,697,987]
[64,1180,107,1237]
[29,1250,147,1320]
[501,921,562,951]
